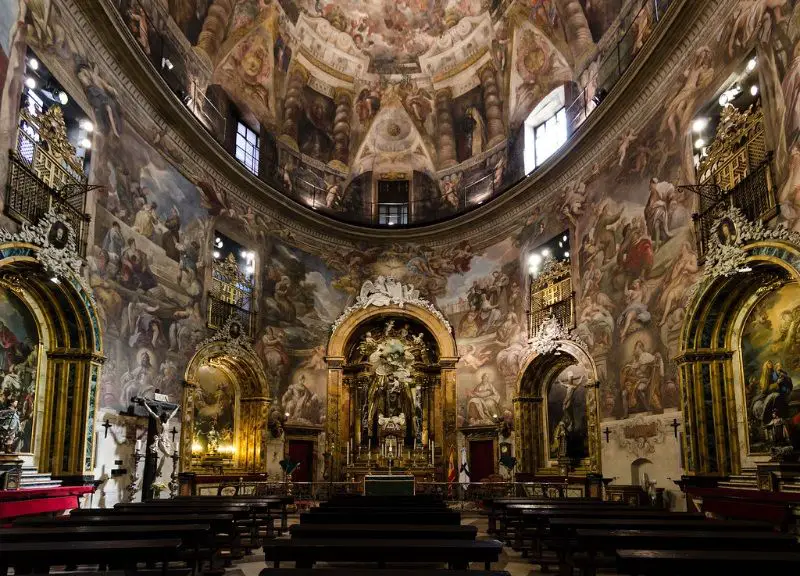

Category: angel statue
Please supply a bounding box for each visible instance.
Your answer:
[142,400,180,456]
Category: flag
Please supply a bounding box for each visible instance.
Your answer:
[459,446,471,489]
[447,446,457,483]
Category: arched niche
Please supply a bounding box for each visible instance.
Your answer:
[0,242,103,479]
[678,239,800,476]
[513,340,601,475]
[181,341,270,473]
[326,303,458,479]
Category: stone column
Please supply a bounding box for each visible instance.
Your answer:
[194,0,235,65]
[331,89,353,169]
[478,63,505,147]
[435,88,458,169]
[281,65,309,148]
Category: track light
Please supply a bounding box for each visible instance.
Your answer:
[25,77,36,89]
[29,58,39,71]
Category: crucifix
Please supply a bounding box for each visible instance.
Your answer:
[170,426,179,444]
[102,419,113,439]
[603,427,611,443]
[130,395,180,501]
[670,418,681,438]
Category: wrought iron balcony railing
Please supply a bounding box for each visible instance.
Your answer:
[5,107,93,256]
[206,294,254,338]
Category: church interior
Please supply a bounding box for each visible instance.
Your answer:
[2,0,800,573]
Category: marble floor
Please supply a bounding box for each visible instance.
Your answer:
[230,517,536,576]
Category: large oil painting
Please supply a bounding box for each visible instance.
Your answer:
[193,365,237,454]
[741,282,800,454]
[547,363,588,460]
[0,286,39,454]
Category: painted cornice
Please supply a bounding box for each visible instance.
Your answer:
[74,0,714,250]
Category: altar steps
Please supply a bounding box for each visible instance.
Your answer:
[18,466,62,489]
[717,468,759,491]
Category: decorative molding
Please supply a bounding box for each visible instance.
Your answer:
[198,314,253,357]
[611,414,668,459]
[690,206,800,297]
[528,315,584,357]
[0,207,90,295]
[332,276,452,333]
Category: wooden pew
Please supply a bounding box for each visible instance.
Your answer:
[572,529,799,576]
[289,524,478,540]
[174,495,292,535]
[0,538,182,576]
[298,510,462,525]
[484,498,605,535]
[262,538,504,570]
[261,570,509,576]
[615,549,800,575]
[0,524,210,576]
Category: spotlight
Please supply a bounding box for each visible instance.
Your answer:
[564,251,570,258]
[562,235,567,241]
[694,138,705,149]
[57,91,68,105]
[80,138,91,149]
[284,412,290,418]
[28,58,39,71]
[25,77,36,90]
[80,119,94,132]
[558,242,564,248]
[542,248,550,257]
[50,276,60,284]
[719,93,729,106]
[692,118,708,133]
[213,251,220,259]
[747,57,757,72]
[162,57,174,71]
[750,85,759,96]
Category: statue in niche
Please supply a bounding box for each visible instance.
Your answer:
[463,106,487,158]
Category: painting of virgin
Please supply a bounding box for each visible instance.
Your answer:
[0,286,39,454]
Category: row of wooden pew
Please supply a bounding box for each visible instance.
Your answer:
[485,497,800,575]
[261,494,506,576]
[0,495,292,576]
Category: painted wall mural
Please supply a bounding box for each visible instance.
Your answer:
[0,286,39,454]
[741,282,800,454]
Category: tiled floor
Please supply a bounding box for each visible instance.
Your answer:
[231,517,535,576]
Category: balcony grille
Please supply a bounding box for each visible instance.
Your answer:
[528,259,574,337]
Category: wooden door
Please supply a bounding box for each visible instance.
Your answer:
[469,439,495,482]
[288,440,315,483]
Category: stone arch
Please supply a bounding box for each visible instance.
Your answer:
[678,239,800,477]
[180,340,271,472]
[513,339,601,475]
[0,242,104,477]
[326,302,458,479]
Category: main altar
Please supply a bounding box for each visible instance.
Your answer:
[325,278,459,482]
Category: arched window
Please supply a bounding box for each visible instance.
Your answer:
[523,86,567,175]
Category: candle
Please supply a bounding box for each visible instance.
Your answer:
[346,443,350,466]
[431,441,435,466]
[136,439,142,452]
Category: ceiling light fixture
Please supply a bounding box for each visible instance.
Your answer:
[80,138,91,149]
[692,118,708,133]
[25,77,36,90]
[29,58,39,71]
[694,138,705,149]
[80,119,94,132]
[58,91,69,105]
[747,57,757,72]
[751,85,759,96]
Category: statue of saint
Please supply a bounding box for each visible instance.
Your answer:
[0,399,20,453]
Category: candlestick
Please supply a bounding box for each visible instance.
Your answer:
[413,438,417,451]
[431,440,435,466]
[136,439,142,452]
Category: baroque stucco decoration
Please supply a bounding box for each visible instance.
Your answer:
[690,207,800,297]
[198,315,254,358]
[612,414,668,459]
[528,315,585,357]
[332,276,452,333]
[0,207,91,295]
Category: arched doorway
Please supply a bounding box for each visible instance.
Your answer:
[326,286,457,480]
[678,238,800,476]
[514,340,601,476]
[181,334,271,474]
[0,241,103,479]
